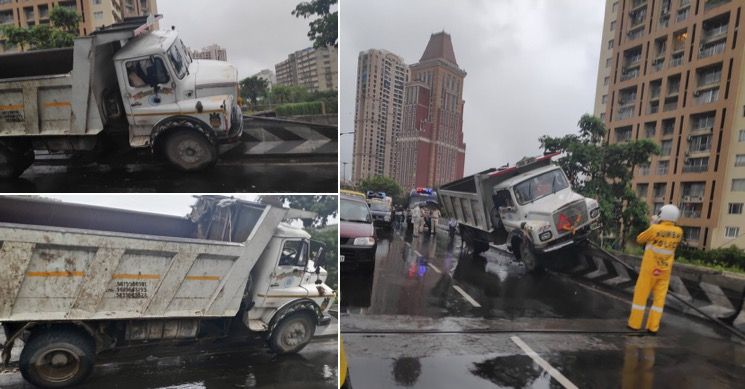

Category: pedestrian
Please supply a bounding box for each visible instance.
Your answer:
[411,205,421,237]
[430,208,441,235]
[628,204,683,334]
[420,206,429,235]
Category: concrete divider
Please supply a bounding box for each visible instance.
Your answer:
[570,248,745,331]
[241,116,337,155]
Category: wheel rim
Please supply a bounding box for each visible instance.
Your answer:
[175,139,207,165]
[34,348,81,383]
[281,320,310,349]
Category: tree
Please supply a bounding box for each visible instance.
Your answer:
[358,176,403,203]
[258,195,337,228]
[239,76,269,108]
[310,225,337,290]
[0,6,79,51]
[539,114,659,247]
[292,0,337,48]
[266,85,310,105]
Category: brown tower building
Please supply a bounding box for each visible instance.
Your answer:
[604,0,745,249]
[396,32,466,190]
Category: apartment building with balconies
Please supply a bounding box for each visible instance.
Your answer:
[603,0,745,249]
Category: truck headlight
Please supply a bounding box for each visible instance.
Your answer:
[539,231,552,242]
[353,237,375,246]
[590,208,600,219]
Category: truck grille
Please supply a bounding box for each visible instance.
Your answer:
[553,201,588,234]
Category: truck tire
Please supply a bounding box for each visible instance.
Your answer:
[269,312,316,354]
[520,240,543,273]
[19,327,96,388]
[163,129,217,171]
[0,142,34,179]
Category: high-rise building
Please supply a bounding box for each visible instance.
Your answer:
[191,44,228,61]
[396,32,466,190]
[253,69,276,89]
[603,0,745,249]
[593,0,619,121]
[351,49,408,182]
[275,46,338,92]
[0,0,157,53]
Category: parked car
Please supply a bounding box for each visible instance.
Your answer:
[340,194,377,272]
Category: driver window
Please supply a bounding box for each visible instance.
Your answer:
[126,57,170,88]
[278,240,308,267]
[494,190,514,209]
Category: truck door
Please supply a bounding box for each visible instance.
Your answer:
[266,239,309,298]
[123,56,177,126]
[492,189,517,231]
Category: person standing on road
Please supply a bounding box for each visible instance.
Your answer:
[628,204,683,334]
[430,208,441,235]
[411,205,422,237]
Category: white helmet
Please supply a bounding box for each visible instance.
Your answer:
[658,204,680,223]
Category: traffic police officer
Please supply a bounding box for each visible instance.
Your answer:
[628,204,683,334]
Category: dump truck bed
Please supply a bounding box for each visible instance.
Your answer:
[0,196,288,322]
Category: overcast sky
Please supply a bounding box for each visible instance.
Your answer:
[340,0,605,180]
[158,0,318,79]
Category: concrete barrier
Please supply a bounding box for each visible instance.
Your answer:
[241,116,337,155]
[570,248,745,330]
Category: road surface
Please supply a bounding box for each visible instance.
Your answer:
[340,224,745,388]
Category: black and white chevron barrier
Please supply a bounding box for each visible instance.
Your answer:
[241,116,337,155]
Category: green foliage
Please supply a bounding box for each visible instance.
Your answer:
[239,76,269,108]
[0,6,79,50]
[358,176,403,202]
[267,85,311,104]
[310,225,338,289]
[677,246,745,273]
[292,0,338,48]
[276,101,324,116]
[258,195,337,228]
[540,114,660,245]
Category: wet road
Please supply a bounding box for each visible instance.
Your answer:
[340,225,745,388]
[0,152,336,193]
[0,337,337,389]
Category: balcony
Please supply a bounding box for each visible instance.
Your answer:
[621,69,640,81]
[648,102,660,114]
[617,106,635,120]
[663,100,678,112]
[702,25,728,43]
[627,29,644,41]
[670,55,683,67]
[681,195,705,203]
[683,164,708,173]
[676,9,690,22]
[704,0,730,11]
[699,42,726,59]
[681,208,702,218]
[695,88,719,104]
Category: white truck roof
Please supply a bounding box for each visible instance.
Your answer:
[275,223,312,239]
[113,29,178,61]
[496,164,561,189]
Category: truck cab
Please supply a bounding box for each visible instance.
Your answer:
[112,28,242,170]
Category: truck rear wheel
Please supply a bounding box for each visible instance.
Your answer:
[269,312,316,354]
[163,130,217,171]
[19,327,96,388]
[0,142,34,179]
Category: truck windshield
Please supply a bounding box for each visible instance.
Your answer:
[513,169,569,205]
[341,198,371,223]
[168,43,186,79]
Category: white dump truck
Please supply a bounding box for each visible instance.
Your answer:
[0,196,334,388]
[0,15,242,178]
[439,153,601,271]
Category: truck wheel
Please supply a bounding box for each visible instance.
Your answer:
[163,130,217,171]
[269,312,316,354]
[520,241,543,273]
[0,142,34,179]
[19,327,96,388]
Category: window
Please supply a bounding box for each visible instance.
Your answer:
[604,76,610,86]
[93,11,103,20]
[278,240,308,268]
[611,21,616,31]
[683,226,701,241]
[612,2,618,13]
[608,40,614,49]
[606,58,612,68]
[93,0,102,4]
[733,179,745,192]
[125,57,170,88]
[657,160,669,175]
[602,95,608,104]
[167,43,186,79]
[639,162,651,176]
[728,203,743,214]
[725,227,740,239]
[660,140,673,156]
[740,129,745,142]
[514,169,569,205]
[637,183,649,198]
[736,154,745,167]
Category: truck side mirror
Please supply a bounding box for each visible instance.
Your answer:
[310,240,327,271]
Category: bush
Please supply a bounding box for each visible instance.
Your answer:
[677,245,745,271]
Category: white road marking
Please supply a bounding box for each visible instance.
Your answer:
[427,263,442,274]
[414,250,423,257]
[510,336,579,389]
[453,285,481,307]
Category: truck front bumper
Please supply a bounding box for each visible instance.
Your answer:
[536,222,596,253]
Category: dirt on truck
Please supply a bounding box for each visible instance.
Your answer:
[439,153,601,272]
[0,15,242,179]
[0,196,334,388]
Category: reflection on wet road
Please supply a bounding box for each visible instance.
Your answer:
[0,153,336,193]
[341,225,745,388]
[0,338,337,389]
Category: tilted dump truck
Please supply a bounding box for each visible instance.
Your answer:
[439,153,601,271]
[0,15,242,178]
[0,196,334,388]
